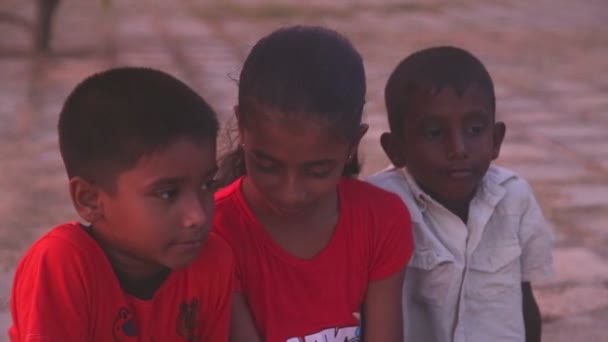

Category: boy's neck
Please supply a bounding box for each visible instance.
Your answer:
[84,224,170,300]
[415,184,474,224]
[438,198,470,223]
[113,264,171,300]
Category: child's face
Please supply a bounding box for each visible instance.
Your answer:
[97,139,218,269]
[383,84,505,204]
[239,106,360,218]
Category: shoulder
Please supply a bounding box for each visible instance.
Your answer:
[366,167,421,218]
[13,222,103,291]
[19,222,99,266]
[214,177,242,207]
[367,166,410,193]
[213,178,249,237]
[485,165,538,211]
[213,178,247,228]
[343,178,408,211]
[340,178,412,231]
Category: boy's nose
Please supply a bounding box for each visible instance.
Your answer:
[446,133,468,160]
[182,195,209,229]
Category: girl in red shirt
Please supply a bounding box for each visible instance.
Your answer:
[214,26,414,342]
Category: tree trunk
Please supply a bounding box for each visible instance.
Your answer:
[35,0,60,52]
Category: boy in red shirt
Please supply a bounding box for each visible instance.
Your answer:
[9,67,235,341]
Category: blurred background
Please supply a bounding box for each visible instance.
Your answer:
[0,0,607,340]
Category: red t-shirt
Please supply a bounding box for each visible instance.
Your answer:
[214,177,414,342]
[9,222,234,342]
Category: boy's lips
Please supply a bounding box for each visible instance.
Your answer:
[173,239,201,246]
[171,234,205,246]
[445,167,474,179]
[273,204,308,216]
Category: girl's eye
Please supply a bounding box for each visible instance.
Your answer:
[305,168,333,179]
[254,163,278,174]
[155,189,177,201]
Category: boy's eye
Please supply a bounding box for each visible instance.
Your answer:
[155,189,177,201]
[201,179,218,192]
[467,123,485,135]
[425,127,442,139]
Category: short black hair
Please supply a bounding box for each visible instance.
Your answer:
[385,46,495,136]
[58,67,219,190]
[219,25,366,184]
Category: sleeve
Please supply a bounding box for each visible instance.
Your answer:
[518,182,555,283]
[369,196,415,281]
[10,238,90,341]
[198,235,237,342]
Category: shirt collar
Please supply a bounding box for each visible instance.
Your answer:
[400,165,517,215]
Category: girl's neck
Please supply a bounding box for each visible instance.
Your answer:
[241,178,340,259]
[241,177,339,230]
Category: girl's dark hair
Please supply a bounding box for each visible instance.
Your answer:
[218,26,366,186]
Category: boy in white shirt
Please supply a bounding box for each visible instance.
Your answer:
[368,46,554,342]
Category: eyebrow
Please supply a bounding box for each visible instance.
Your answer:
[417,109,490,123]
[464,110,491,119]
[145,165,219,189]
[252,150,278,162]
[252,149,336,167]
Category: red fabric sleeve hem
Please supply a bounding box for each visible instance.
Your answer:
[369,246,413,281]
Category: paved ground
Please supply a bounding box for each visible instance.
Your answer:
[0,0,607,341]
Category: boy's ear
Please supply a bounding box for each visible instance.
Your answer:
[492,121,507,160]
[69,177,104,224]
[380,132,407,168]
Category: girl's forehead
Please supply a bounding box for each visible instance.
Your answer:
[245,104,338,132]
[246,115,341,142]
[242,117,351,161]
[245,102,328,125]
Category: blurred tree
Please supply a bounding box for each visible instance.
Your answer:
[35,0,60,52]
[34,0,111,52]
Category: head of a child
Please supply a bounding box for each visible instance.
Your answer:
[382,46,506,207]
[220,26,367,217]
[59,67,219,271]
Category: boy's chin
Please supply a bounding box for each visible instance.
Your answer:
[438,188,478,204]
[166,261,193,270]
[425,183,479,204]
[163,253,201,270]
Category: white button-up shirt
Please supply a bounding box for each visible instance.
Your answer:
[368,165,555,342]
